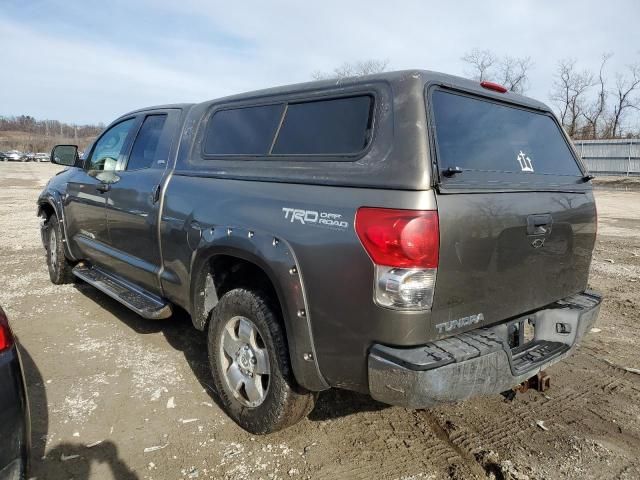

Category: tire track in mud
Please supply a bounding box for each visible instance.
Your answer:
[416,410,490,479]
[414,349,640,479]
[543,353,640,449]
[308,409,484,480]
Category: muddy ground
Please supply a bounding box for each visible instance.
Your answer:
[1,162,638,480]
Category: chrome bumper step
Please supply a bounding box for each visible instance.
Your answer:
[511,340,569,374]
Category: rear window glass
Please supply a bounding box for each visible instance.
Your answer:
[272,96,372,155]
[204,104,284,155]
[432,90,581,176]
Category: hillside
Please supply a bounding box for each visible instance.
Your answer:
[0,115,104,153]
[0,130,99,153]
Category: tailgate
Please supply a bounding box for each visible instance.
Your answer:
[431,191,596,333]
[428,87,596,335]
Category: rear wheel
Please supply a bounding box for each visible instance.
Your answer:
[45,215,74,284]
[207,288,315,434]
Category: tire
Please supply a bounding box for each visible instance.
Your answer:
[45,215,75,284]
[207,288,316,434]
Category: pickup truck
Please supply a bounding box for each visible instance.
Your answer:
[38,70,601,434]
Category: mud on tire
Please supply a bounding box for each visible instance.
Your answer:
[207,288,316,434]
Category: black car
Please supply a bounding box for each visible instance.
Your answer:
[0,306,29,479]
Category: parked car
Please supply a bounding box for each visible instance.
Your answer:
[5,151,25,162]
[0,152,9,162]
[34,153,50,162]
[38,70,601,434]
[0,306,30,479]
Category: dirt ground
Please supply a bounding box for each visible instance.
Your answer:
[1,162,639,480]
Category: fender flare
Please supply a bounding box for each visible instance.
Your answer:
[188,224,329,392]
[37,192,77,261]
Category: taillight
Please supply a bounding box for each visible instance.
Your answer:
[480,81,508,93]
[0,308,14,352]
[355,208,439,310]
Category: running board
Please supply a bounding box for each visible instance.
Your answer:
[73,265,172,319]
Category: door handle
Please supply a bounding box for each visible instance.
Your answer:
[152,184,162,204]
[527,214,553,235]
[96,183,111,193]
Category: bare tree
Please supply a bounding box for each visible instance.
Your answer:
[312,59,389,81]
[461,49,533,93]
[550,59,593,138]
[582,53,612,139]
[497,56,533,94]
[606,63,640,138]
[461,49,497,83]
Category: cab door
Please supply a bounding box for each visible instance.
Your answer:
[64,117,138,261]
[103,110,179,294]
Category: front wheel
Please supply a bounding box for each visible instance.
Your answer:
[45,215,75,284]
[207,288,316,434]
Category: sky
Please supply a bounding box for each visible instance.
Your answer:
[1,0,639,125]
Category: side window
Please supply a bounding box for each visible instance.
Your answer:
[204,104,284,155]
[87,118,136,171]
[126,114,168,170]
[272,96,372,155]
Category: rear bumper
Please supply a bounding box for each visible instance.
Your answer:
[368,290,601,408]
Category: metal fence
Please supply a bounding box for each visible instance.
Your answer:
[574,139,640,176]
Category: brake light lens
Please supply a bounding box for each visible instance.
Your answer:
[355,208,439,310]
[0,308,14,352]
[480,81,508,93]
[355,208,439,268]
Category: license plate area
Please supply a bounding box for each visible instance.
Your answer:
[508,317,536,353]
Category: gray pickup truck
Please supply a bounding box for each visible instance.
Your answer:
[38,70,601,434]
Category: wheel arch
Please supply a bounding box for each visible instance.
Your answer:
[189,231,329,392]
[37,200,56,220]
[190,247,284,330]
[37,193,77,261]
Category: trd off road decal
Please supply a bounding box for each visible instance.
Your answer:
[282,207,349,230]
[517,151,534,172]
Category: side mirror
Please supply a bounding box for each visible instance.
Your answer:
[51,145,79,167]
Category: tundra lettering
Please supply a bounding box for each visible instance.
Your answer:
[435,313,484,334]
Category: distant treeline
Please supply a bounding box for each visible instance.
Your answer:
[0,115,104,153]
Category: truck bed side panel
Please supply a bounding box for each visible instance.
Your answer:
[159,177,437,391]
